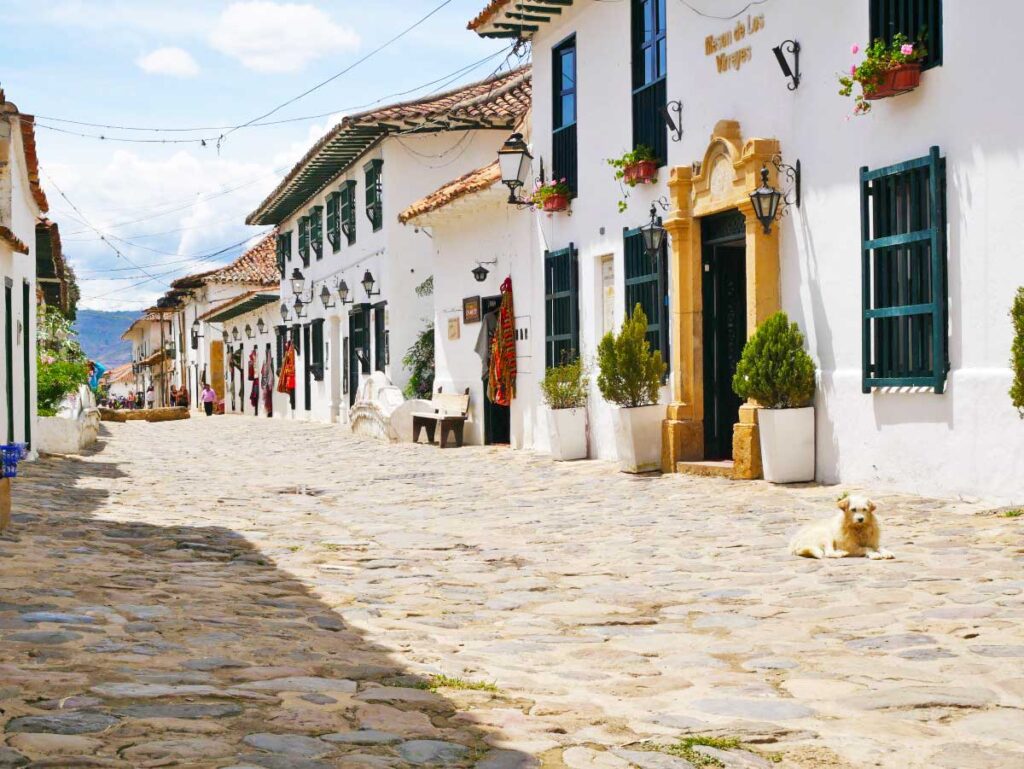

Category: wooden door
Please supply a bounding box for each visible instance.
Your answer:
[209,340,225,402]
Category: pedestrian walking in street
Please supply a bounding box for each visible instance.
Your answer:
[145,386,155,409]
[201,383,216,416]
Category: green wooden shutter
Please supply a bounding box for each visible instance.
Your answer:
[309,205,323,260]
[326,192,341,251]
[364,159,383,232]
[544,245,580,368]
[311,319,325,380]
[860,145,947,393]
[870,0,942,69]
[298,216,310,267]
[339,180,356,243]
[623,228,670,370]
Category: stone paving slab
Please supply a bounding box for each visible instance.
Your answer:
[0,417,1022,769]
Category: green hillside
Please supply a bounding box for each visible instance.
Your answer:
[73,310,137,368]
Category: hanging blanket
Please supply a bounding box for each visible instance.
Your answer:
[248,348,257,381]
[276,341,296,393]
[487,277,516,406]
[261,352,274,417]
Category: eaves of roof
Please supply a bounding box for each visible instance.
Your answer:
[468,0,572,39]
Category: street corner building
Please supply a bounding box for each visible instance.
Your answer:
[0,87,47,452]
[462,0,1023,500]
[245,67,531,438]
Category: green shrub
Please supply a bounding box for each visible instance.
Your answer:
[540,355,589,409]
[38,359,90,416]
[1011,287,1024,418]
[597,303,666,408]
[732,311,816,409]
[403,321,435,399]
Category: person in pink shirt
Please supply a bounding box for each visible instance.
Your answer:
[200,383,216,417]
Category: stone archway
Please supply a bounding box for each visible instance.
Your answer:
[661,120,781,479]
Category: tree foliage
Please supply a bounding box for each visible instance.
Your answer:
[597,304,666,408]
[38,360,90,416]
[732,311,816,409]
[38,305,86,363]
[1011,287,1024,418]
[403,321,435,399]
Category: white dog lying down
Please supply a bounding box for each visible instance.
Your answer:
[790,495,895,560]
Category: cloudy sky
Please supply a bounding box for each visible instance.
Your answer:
[0,0,511,310]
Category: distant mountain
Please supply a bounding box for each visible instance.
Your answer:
[73,310,137,368]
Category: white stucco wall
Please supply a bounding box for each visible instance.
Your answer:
[522,0,1024,500]
[273,129,510,425]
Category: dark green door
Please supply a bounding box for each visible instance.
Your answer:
[302,325,311,411]
[348,305,370,406]
[701,212,746,461]
[480,295,509,445]
[22,282,30,448]
[5,281,13,444]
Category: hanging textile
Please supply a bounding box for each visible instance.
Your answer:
[277,341,296,393]
[487,277,516,406]
[261,351,274,417]
[230,348,243,372]
[248,348,257,381]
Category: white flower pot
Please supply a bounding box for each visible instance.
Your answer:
[612,404,663,473]
[546,407,588,461]
[757,406,815,483]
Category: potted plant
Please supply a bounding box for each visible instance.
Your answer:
[540,354,589,461]
[608,145,660,212]
[597,304,667,472]
[839,34,927,115]
[732,311,817,483]
[1010,286,1024,417]
[532,178,571,213]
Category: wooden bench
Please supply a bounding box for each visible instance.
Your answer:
[411,387,470,448]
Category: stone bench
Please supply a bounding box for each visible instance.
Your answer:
[411,388,470,449]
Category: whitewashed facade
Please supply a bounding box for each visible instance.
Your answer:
[470,0,1024,500]
[246,69,531,429]
[0,92,43,450]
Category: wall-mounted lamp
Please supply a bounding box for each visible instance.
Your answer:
[244,324,254,340]
[336,278,353,305]
[290,268,306,295]
[660,100,684,142]
[361,270,380,297]
[772,40,801,90]
[294,296,307,318]
[472,258,498,283]
[257,318,266,335]
[222,330,229,344]
[280,303,290,322]
[639,203,668,259]
[231,327,241,342]
[498,132,533,204]
[320,283,335,308]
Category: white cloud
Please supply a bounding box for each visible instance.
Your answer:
[209,1,359,74]
[136,47,201,77]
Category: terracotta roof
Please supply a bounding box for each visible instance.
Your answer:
[170,230,279,290]
[1,90,49,213]
[399,161,502,223]
[468,0,567,38]
[102,363,134,385]
[247,68,531,226]
[0,225,29,254]
[198,289,278,322]
[119,313,163,341]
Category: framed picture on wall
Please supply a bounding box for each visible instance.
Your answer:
[463,295,481,324]
[448,317,460,340]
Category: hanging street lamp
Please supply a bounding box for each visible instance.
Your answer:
[337,278,353,305]
[749,165,784,235]
[294,296,307,318]
[231,327,240,342]
[320,284,336,308]
[280,302,290,322]
[361,269,380,297]
[639,203,667,259]
[290,268,306,295]
[222,330,229,343]
[257,317,266,335]
[498,132,533,204]
[245,324,254,340]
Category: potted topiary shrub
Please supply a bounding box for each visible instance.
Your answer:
[838,34,927,115]
[597,304,667,472]
[732,311,817,483]
[540,354,589,461]
[1010,287,1024,417]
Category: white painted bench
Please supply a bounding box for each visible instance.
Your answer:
[411,387,471,448]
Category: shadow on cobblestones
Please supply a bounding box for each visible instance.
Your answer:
[0,446,536,769]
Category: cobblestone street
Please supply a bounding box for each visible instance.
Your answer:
[1,416,1022,769]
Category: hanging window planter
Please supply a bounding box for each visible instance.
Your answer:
[532,179,572,213]
[608,145,660,212]
[838,34,927,115]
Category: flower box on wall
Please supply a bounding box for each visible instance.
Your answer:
[542,194,570,213]
[623,160,658,185]
[864,62,922,100]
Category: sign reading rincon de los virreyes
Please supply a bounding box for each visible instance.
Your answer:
[705,13,765,74]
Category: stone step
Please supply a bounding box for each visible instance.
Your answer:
[676,459,735,478]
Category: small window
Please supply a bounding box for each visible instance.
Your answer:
[341,180,357,245]
[631,0,667,166]
[309,205,323,260]
[623,227,670,371]
[364,160,383,232]
[552,35,578,195]
[870,0,942,69]
[544,245,580,368]
[297,216,310,267]
[326,192,341,252]
[860,146,948,393]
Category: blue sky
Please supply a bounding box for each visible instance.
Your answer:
[0,0,511,310]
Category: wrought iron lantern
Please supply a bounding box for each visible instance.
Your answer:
[337,278,353,305]
[257,317,266,335]
[290,268,306,295]
[361,270,380,297]
[294,296,307,318]
[320,284,335,308]
[280,302,290,322]
[639,203,667,259]
[472,264,489,283]
[749,166,783,235]
[498,132,533,204]
[245,324,254,340]
[231,327,240,342]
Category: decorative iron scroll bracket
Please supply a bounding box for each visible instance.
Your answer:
[772,39,801,91]
[660,100,684,143]
[771,154,801,212]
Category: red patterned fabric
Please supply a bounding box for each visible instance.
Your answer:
[488,277,516,406]
[276,341,296,393]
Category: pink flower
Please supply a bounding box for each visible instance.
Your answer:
[901,43,914,55]
[851,44,860,54]
[850,65,856,76]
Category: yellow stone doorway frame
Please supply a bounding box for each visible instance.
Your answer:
[661,120,781,478]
